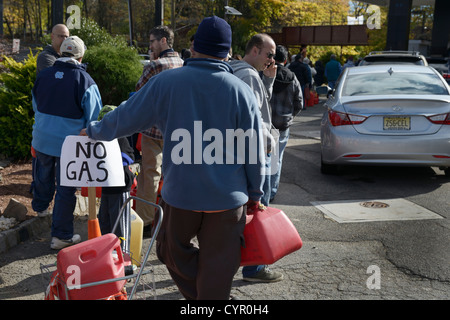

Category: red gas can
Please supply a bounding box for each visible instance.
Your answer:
[56,233,126,300]
[313,91,319,104]
[240,206,302,266]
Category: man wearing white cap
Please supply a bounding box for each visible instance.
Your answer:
[31,36,102,250]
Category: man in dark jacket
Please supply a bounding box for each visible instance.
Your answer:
[32,24,70,196]
[288,52,311,108]
[314,60,325,87]
[36,24,70,75]
[270,45,303,200]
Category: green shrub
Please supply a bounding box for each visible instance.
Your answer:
[0,19,143,159]
[70,18,129,49]
[83,43,143,105]
[0,51,37,160]
[70,18,143,105]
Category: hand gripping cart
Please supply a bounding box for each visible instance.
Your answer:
[40,196,163,300]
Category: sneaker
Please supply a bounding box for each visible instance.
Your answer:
[243,266,284,283]
[50,234,81,250]
[37,209,51,217]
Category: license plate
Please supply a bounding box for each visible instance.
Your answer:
[383,116,410,130]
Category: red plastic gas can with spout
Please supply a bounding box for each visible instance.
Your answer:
[240,206,302,266]
[56,233,126,300]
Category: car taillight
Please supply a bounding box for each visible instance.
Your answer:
[427,113,450,125]
[443,73,449,79]
[328,110,367,126]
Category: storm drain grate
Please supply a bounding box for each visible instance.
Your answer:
[311,199,443,223]
[360,201,389,209]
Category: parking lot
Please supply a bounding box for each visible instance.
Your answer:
[1,100,449,303]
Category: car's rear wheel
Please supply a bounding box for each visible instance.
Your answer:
[444,168,450,177]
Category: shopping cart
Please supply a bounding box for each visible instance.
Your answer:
[40,196,163,300]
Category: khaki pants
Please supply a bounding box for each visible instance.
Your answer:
[156,200,246,300]
[136,135,163,226]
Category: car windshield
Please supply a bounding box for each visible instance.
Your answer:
[342,72,449,96]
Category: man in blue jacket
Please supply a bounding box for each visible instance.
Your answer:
[325,54,342,89]
[81,16,264,300]
[32,36,102,250]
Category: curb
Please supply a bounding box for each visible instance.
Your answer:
[0,194,93,255]
[0,163,136,255]
[0,215,52,255]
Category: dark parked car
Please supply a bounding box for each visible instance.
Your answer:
[358,51,428,66]
[427,57,450,85]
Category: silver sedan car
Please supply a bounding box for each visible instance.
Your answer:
[320,65,450,175]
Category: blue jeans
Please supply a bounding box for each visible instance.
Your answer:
[99,192,131,253]
[32,151,77,239]
[270,128,289,200]
[242,265,265,277]
[261,153,271,207]
[328,80,336,90]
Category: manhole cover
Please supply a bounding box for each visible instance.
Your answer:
[360,201,389,209]
[311,199,443,223]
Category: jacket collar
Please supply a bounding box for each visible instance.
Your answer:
[184,58,233,74]
[54,58,87,70]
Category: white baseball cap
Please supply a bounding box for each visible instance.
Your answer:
[60,36,86,59]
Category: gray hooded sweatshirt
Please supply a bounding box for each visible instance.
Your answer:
[229,59,276,152]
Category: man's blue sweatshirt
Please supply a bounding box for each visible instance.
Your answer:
[86,58,264,211]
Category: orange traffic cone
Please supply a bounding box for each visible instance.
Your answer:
[88,218,102,239]
[87,187,102,239]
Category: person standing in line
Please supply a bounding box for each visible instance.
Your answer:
[189,35,198,59]
[97,105,135,254]
[32,36,102,250]
[343,56,355,70]
[270,45,303,202]
[313,60,325,87]
[36,24,70,75]
[81,16,265,300]
[304,58,316,88]
[134,26,184,236]
[32,24,70,197]
[229,34,284,283]
[325,54,342,89]
[288,52,311,109]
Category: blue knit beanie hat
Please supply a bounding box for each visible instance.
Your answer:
[194,16,232,59]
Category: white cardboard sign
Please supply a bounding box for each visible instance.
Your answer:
[60,135,125,187]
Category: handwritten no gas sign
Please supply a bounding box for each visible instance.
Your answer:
[60,135,125,187]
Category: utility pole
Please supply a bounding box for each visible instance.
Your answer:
[385,0,412,51]
[127,0,134,46]
[51,0,64,28]
[155,0,164,26]
[0,0,3,37]
[171,0,175,30]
